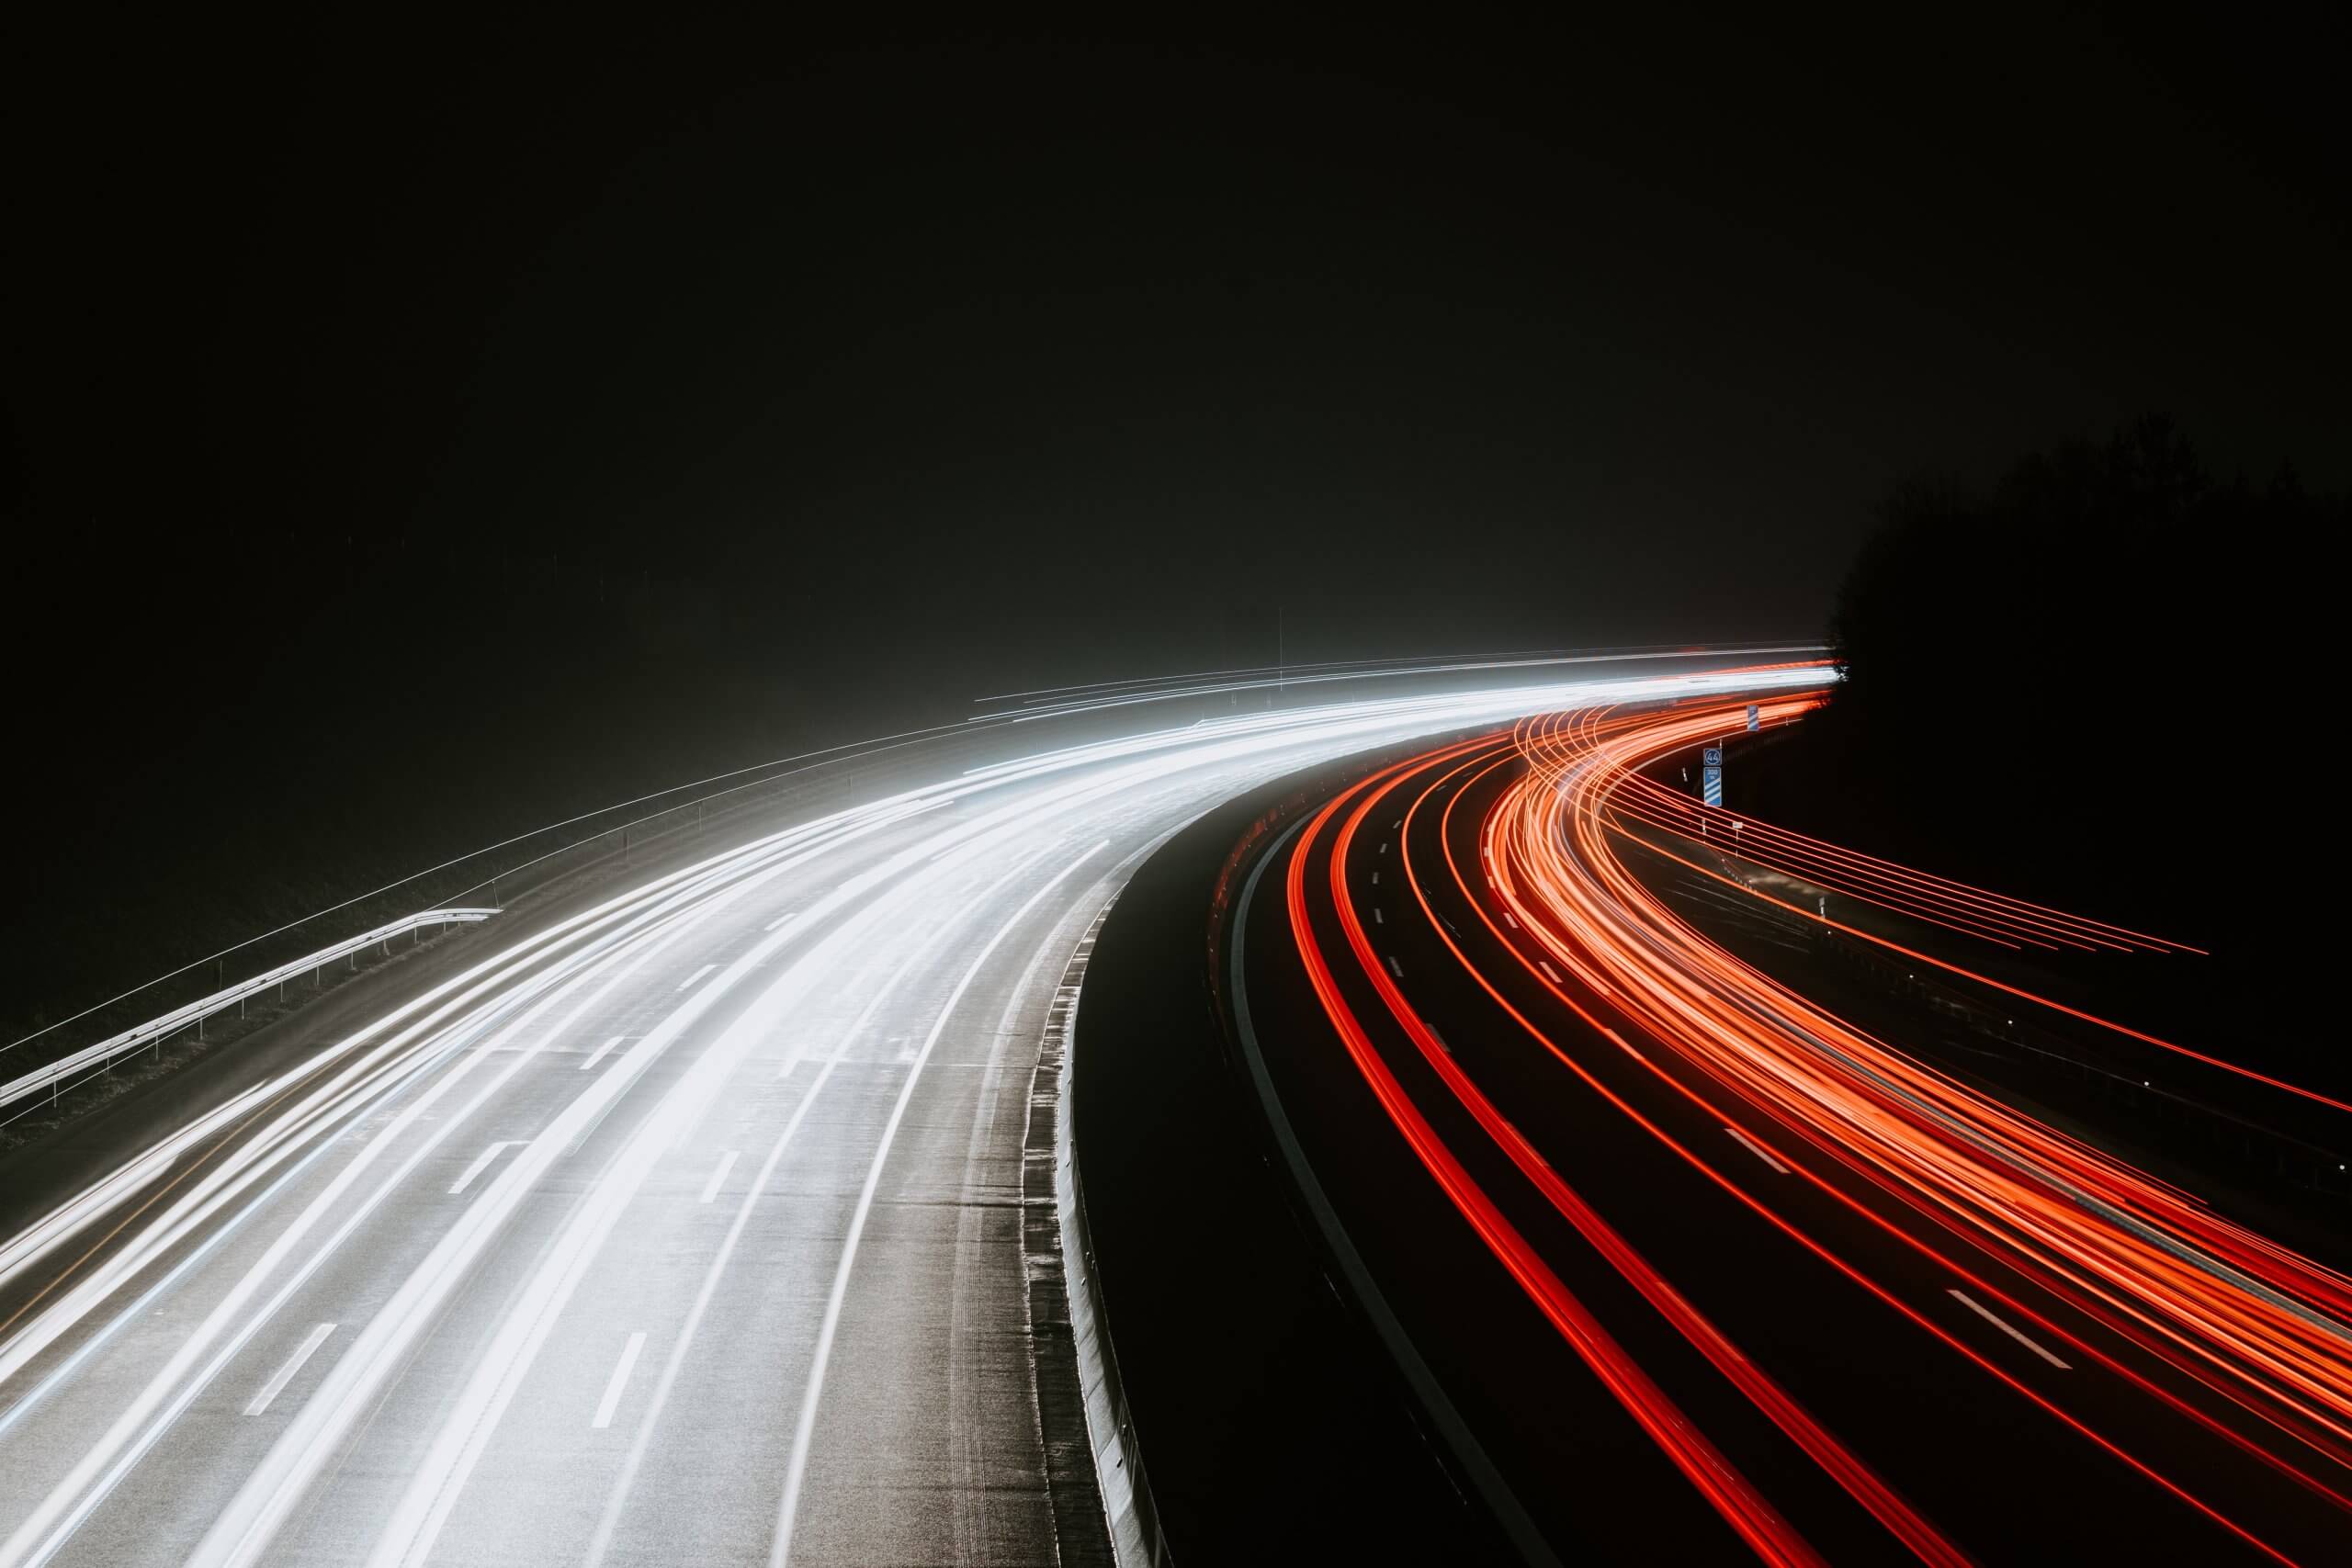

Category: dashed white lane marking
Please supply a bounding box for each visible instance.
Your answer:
[1536,959,1563,984]
[1724,1126,1790,1175]
[1948,1290,2071,1369]
[579,1035,626,1072]
[1371,871,1380,886]
[1386,955,1404,978]
[1602,1027,1644,1062]
[764,912,797,933]
[697,1150,741,1204]
[677,964,718,992]
[770,841,1105,1565]
[1503,911,1519,929]
[591,1332,649,1428]
[448,1142,520,1196]
[1374,908,1385,925]
[244,1323,337,1416]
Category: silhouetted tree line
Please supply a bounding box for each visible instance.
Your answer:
[1751,416,2338,998]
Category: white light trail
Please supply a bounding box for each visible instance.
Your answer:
[0,657,1825,1568]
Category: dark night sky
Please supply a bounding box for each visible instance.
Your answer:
[4,12,2343,1005]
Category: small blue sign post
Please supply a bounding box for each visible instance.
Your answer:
[1746,704,1760,732]
[1701,746,1723,808]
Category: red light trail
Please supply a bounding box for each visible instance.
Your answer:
[1273,681,2352,1564]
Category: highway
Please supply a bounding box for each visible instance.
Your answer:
[0,657,1820,1568]
[1248,696,2352,1563]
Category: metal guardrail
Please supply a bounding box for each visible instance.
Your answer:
[0,731,979,1107]
[0,908,497,1123]
[1811,930,2352,1196]
[1622,829,2352,1197]
[4,649,1824,1139]
[5,648,1817,1129]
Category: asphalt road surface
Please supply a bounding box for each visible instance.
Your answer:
[0,658,1820,1568]
[1245,704,2352,1565]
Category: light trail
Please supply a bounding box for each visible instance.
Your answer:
[1502,701,2352,1428]
[1268,692,2352,1564]
[1289,743,1967,1567]
[0,655,1818,1567]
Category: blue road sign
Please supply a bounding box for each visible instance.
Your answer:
[1702,765,1723,807]
[1702,747,1723,767]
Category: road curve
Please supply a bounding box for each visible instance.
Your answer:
[0,659,1819,1568]
[1253,699,2352,1564]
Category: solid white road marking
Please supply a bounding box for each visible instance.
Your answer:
[770,841,1102,1568]
[350,835,941,1568]
[447,1143,519,1196]
[14,671,1823,1568]
[1724,1126,1790,1175]
[697,1150,740,1205]
[590,1332,648,1429]
[35,887,748,1568]
[582,943,934,1568]
[243,1324,336,1417]
[579,1034,626,1072]
[183,833,859,1568]
[676,964,718,992]
[1948,1290,2070,1369]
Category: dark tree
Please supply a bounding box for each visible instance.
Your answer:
[1749,418,2341,1079]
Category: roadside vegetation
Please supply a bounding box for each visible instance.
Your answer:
[1747,416,2342,1083]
